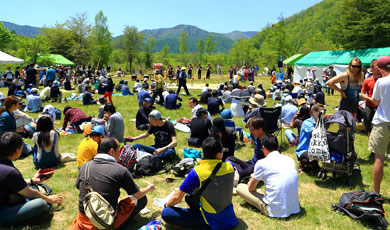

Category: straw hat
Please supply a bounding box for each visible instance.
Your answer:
[298,98,307,106]
[249,94,266,108]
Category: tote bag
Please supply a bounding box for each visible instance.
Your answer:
[308,117,330,162]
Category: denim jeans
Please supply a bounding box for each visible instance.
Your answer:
[0,198,50,226]
[132,144,176,161]
[285,129,297,143]
[161,207,209,229]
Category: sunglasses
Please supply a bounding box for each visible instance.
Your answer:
[351,65,361,68]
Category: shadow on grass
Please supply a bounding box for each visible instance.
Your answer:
[314,172,368,190]
[239,202,307,220]
[358,156,374,165]
[126,210,161,230]
[1,218,52,230]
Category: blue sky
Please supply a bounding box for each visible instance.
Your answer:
[2,0,323,36]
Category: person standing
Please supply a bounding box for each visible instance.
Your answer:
[327,58,363,117]
[197,64,202,80]
[104,76,114,104]
[229,66,233,79]
[46,66,56,85]
[24,64,38,90]
[368,56,390,193]
[327,66,337,95]
[361,59,381,137]
[176,67,190,96]
[187,64,193,79]
[206,64,212,79]
[151,69,164,105]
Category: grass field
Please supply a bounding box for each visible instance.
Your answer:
[5,73,390,230]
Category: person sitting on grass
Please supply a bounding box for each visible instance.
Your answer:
[25,88,43,113]
[62,106,92,133]
[50,81,62,103]
[295,103,325,172]
[102,104,124,143]
[136,98,153,130]
[226,117,266,183]
[207,90,225,116]
[76,125,104,169]
[164,90,182,110]
[82,85,97,105]
[126,110,177,161]
[32,116,61,169]
[188,108,212,147]
[97,96,106,119]
[137,83,151,107]
[72,137,155,229]
[0,132,63,226]
[212,117,235,161]
[121,81,133,96]
[162,137,238,229]
[237,134,300,218]
[285,105,310,146]
[39,85,51,102]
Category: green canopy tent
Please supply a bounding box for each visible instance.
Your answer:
[283,54,305,65]
[38,54,75,66]
[293,47,390,83]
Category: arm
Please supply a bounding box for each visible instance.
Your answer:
[326,73,346,97]
[290,112,299,128]
[165,189,186,207]
[126,132,150,142]
[248,177,260,192]
[62,114,69,130]
[132,184,155,200]
[18,186,63,205]
[154,136,177,155]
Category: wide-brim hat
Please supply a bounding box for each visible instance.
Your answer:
[249,94,266,108]
[298,98,307,106]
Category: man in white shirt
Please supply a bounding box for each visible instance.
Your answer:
[237,134,300,218]
[189,97,212,122]
[369,55,390,193]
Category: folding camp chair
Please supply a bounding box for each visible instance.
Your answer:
[259,106,283,150]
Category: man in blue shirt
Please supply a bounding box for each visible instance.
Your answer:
[296,104,324,172]
[226,117,266,182]
[164,90,182,109]
[46,66,56,85]
[281,96,298,125]
[162,137,238,229]
[25,88,43,113]
[137,84,151,107]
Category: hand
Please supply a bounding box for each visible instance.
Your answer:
[153,148,165,155]
[125,136,135,142]
[147,184,155,193]
[46,194,63,205]
[32,169,48,183]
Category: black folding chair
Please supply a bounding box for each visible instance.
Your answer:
[259,106,283,150]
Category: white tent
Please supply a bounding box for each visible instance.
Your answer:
[0,51,24,64]
[294,64,347,85]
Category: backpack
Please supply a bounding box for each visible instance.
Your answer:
[171,158,200,177]
[118,144,137,172]
[133,155,166,178]
[332,191,387,229]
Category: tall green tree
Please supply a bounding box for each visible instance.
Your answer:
[179,32,188,63]
[91,11,113,67]
[16,35,50,64]
[0,22,11,50]
[122,26,143,73]
[330,0,390,49]
[144,37,155,68]
[66,12,92,65]
[160,45,170,65]
[41,23,73,59]
[196,38,204,64]
[205,35,218,55]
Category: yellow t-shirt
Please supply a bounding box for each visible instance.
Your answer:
[156,74,163,90]
[77,137,98,168]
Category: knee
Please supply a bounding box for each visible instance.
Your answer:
[161,207,175,222]
[31,198,50,213]
[137,196,147,210]
[132,144,141,149]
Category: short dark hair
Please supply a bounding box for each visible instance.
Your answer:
[98,137,119,154]
[189,97,198,104]
[202,137,223,159]
[63,106,72,115]
[196,108,208,118]
[261,134,279,152]
[249,117,266,131]
[104,103,116,114]
[0,132,24,158]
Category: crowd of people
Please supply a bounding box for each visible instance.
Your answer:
[0,55,389,229]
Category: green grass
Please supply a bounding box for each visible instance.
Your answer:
[5,74,390,230]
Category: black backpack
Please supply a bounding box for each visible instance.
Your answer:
[332,191,387,229]
[133,155,166,178]
[118,144,137,172]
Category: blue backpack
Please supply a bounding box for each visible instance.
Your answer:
[33,132,60,169]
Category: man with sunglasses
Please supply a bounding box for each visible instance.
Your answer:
[369,56,390,194]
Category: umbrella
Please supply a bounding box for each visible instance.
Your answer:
[230,89,251,98]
